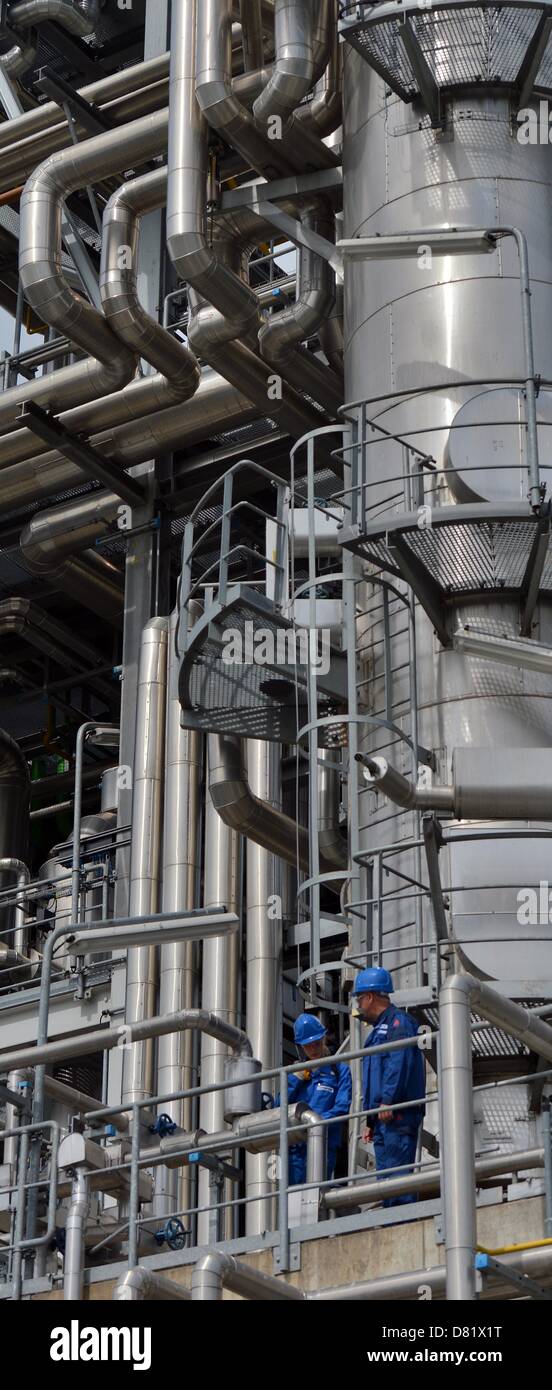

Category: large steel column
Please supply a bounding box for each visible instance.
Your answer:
[197,735,240,1242]
[155,610,202,1217]
[245,739,282,1234]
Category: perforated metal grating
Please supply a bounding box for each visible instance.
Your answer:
[339,1,552,103]
[346,509,549,597]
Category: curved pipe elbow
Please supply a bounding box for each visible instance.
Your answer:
[356,754,455,814]
[8,0,99,37]
[0,35,37,77]
[100,175,200,400]
[253,0,317,125]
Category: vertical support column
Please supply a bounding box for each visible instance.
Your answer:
[439,976,477,1300]
[197,736,240,1243]
[245,739,282,1235]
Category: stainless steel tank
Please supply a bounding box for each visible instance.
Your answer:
[343,50,552,984]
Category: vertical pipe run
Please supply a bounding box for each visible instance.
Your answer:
[63,1169,89,1302]
[439,976,477,1300]
[122,620,169,1107]
[155,610,201,1218]
[197,734,240,1242]
[245,739,282,1233]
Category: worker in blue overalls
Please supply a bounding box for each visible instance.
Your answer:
[352,968,425,1207]
[283,1014,352,1186]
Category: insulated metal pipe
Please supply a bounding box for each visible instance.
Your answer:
[122,620,169,1107]
[155,610,202,1217]
[191,1250,305,1301]
[0,34,37,77]
[197,735,240,1243]
[9,0,99,36]
[311,1244,552,1301]
[239,0,264,71]
[114,1269,191,1300]
[322,1145,546,1212]
[439,975,552,1300]
[0,734,30,947]
[194,0,290,179]
[296,3,342,138]
[258,200,343,415]
[0,994,240,1076]
[245,739,281,1233]
[253,0,317,124]
[15,108,170,427]
[63,1168,89,1301]
[0,54,170,156]
[0,859,30,956]
[100,168,200,402]
[0,371,258,509]
[209,733,346,876]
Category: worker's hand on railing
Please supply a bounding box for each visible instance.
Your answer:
[378,1108,393,1123]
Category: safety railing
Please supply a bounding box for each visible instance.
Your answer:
[2,984,551,1299]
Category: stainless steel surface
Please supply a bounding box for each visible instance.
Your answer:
[197,733,240,1243]
[114,1268,191,1300]
[155,609,201,1217]
[209,733,347,875]
[63,1168,89,1301]
[245,739,281,1233]
[100,168,200,402]
[258,199,342,415]
[253,0,318,124]
[123,619,169,1107]
[17,109,169,421]
[191,1250,305,1300]
[9,0,98,36]
[0,735,30,947]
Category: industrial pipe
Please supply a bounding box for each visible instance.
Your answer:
[114,1269,191,1301]
[191,1250,305,1301]
[0,859,30,956]
[258,200,343,416]
[0,734,30,948]
[0,371,258,516]
[123,620,169,1108]
[0,998,242,1076]
[253,0,319,125]
[100,168,200,403]
[194,0,291,180]
[8,1,99,37]
[155,609,202,1218]
[209,733,347,876]
[358,747,552,821]
[63,1168,89,1301]
[322,1145,546,1212]
[197,734,240,1243]
[16,108,170,427]
[439,974,552,1301]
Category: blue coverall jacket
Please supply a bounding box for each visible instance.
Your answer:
[362,1004,425,1206]
[282,1061,352,1185]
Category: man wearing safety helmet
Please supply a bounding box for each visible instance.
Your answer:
[352,968,425,1207]
[283,1014,352,1186]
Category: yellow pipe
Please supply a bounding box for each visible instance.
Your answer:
[477,1238,552,1255]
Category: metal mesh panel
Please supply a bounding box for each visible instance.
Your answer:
[354,514,545,596]
[339,2,551,100]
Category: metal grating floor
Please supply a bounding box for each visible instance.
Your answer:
[343,507,549,598]
[339,2,552,103]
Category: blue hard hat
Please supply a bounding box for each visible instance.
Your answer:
[293,1014,327,1045]
[351,967,394,996]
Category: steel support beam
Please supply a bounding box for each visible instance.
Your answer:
[388,535,450,647]
[15,402,146,507]
[520,502,551,635]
